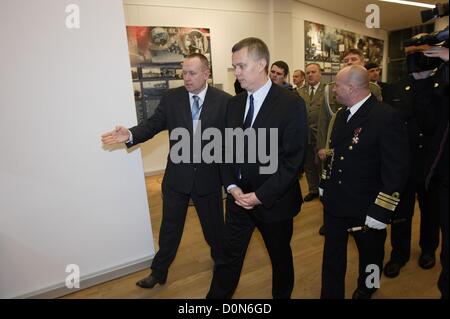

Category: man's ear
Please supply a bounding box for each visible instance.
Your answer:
[258,59,267,73]
[203,69,211,79]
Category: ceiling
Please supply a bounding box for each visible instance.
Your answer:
[296,0,438,31]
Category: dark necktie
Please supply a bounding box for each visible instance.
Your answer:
[309,86,315,101]
[243,94,254,129]
[343,108,351,124]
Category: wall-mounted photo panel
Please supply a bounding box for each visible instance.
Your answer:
[126,26,213,123]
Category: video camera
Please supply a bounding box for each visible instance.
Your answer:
[404,2,448,73]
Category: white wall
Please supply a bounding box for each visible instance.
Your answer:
[0,0,154,298]
[123,0,389,174]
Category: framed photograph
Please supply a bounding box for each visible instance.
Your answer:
[304,20,384,66]
[143,80,168,89]
[141,67,161,79]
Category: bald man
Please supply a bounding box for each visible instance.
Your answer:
[315,49,383,236]
[317,49,382,162]
[320,65,409,299]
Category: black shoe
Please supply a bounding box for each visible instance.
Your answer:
[136,274,167,288]
[352,288,375,299]
[304,193,319,202]
[319,225,326,236]
[383,260,405,278]
[419,253,435,269]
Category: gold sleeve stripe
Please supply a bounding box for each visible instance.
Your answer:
[377,195,399,206]
[375,198,397,211]
[379,192,400,202]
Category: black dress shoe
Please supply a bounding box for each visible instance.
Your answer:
[304,193,319,202]
[352,288,374,299]
[319,225,326,236]
[136,274,167,288]
[383,260,405,278]
[419,253,435,269]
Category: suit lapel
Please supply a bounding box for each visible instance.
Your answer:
[331,109,349,146]
[180,89,194,134]
[198,87,216,127]
[312,83,324,104]
[345,95,375,134]
[252,84,279,129]
[331,95,375,146]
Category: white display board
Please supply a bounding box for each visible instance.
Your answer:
[0,0,154,298]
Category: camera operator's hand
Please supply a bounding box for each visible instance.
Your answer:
[424,47,449,62]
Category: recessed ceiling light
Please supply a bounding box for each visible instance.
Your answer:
[379,0,436,9]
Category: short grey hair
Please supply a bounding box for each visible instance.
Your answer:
[232,37,270,73]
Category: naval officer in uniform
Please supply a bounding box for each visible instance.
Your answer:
[320,65,409,299]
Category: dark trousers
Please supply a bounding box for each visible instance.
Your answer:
[389,179,440,264]
[428,175,449,299]
[321,211,387,299]
[207,198,294,299]
[150,185,224,280]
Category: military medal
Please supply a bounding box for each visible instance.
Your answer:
[352,127,362,144]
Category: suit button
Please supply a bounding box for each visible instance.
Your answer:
[338,181,342,184]
[338,169,342,173]
[419,133,423,137]
[340,156,344,160]
[419,145,423,149]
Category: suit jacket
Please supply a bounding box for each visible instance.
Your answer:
[321,95,409,224]
[128,85,232,196]
[298,83,326,145]
[316,82,383,150]
[222,84,308,222]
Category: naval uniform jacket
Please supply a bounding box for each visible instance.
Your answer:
[320,94,409,224]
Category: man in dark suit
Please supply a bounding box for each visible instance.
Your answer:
[320,65,409,299]
[101,53,231,289]
[207,37,308,299]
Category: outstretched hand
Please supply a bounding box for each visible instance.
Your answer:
[101,126,130,145]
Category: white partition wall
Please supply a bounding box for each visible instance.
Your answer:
[0,0,154,298]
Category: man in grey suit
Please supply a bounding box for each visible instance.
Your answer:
[298,63,325,202]
[101,53,231,289]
